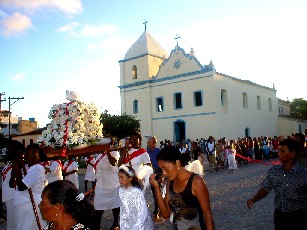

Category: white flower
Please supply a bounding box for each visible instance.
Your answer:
[38,94,104,148]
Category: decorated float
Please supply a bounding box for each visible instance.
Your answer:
[38,90,113,159]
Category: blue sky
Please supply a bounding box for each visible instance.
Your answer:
[1,0,306,128]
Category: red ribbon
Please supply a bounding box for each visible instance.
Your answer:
[235,153,281,166]
[1,162,12,182]
[94,153,107,170]
[62,102,73,157]
[123,148,147,164]
[63,160,74,173]
[51,160,63,170]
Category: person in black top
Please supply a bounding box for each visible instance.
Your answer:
[149,146,215,230]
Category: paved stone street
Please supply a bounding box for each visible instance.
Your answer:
[1,159,276,229]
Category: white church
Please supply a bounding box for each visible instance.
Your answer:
[118,30,305,144]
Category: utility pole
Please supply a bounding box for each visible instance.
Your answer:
[0,92,6,111]
[8,96,24,140]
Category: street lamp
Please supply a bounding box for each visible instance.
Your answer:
[8,96,24,140]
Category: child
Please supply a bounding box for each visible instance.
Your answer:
[118,165,154,230]
[227,144,238,173]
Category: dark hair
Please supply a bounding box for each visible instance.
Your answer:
[293,132,305,147]
[279,138,301,156]
[25,143,46,163]
[156,146,186,166]
[130,130,142,143]
[119,166,144,190]
[6,140,24,161]
[42,180,96,229]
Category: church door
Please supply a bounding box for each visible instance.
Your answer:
[245,127,250,138]
[174,120,185,144]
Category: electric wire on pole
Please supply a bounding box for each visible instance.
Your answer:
[8,96,24,140]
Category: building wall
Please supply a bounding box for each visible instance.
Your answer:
[278,117,307,137]
[214,73,278,139]
[0,116,20,135]
[12,134,39,147]
[278,99,291,116]
[18,120,38,135]
[120,33,302,145]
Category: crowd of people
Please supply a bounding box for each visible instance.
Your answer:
[1,129,307,230]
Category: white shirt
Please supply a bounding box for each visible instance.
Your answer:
[207,142,216,153]
[124,148,151,176]
[84,156,96,181]
[95,151,120,189]
[1,161,14,202]
[63,160,79,189]
[46,160,63,183]
[14,164,46,206]
[179,147,187,154]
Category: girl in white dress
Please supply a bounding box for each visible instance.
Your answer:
[118,165,154,230]
[227,144,238,173]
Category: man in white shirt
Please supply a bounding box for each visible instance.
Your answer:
[9,143,46,230]
[2,140,23,230]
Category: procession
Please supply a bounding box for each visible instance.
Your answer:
[2,1,307,230]
[1,127,307,229]
[1,89,307,230]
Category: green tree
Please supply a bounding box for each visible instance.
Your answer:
[290,98,307,119]
[100,110,140,139]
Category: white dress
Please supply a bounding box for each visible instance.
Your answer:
[63,160,79,189]
[94,151,120,210]
[227,149,238,170]
[84,156,96,181]
[119,186,154,230]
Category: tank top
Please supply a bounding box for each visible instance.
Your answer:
[169,173,200,226]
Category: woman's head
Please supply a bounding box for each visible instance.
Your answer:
[39,180,95,228]
[6,140,24,161]
[156,146,183,180]
[118,165,143,190]
[25,143,41,165]
[129,130,142,148]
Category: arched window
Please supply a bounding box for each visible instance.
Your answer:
[133,100,138,114]
[132,65,137,79]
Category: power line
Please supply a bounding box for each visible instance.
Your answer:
[8,96,24,140]
[0,92,6,111]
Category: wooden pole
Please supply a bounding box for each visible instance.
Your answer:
[21,164,43,230]
[42,144,124,160]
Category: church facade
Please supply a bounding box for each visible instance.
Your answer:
[119,31,279,144]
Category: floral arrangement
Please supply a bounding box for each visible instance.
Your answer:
[38,92,104,149]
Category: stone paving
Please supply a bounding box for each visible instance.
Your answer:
[0,159,276,229]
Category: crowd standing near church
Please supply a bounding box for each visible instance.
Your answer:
[1,130,307,229]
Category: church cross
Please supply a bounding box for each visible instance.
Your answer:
[143,20,148,31]
[174,34,181,46]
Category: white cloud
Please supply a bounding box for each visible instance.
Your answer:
[0,0,83,15]
[81,24,118,37]
[57,21,80,32]
[11,72,26,81]
[1,12,32,36]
